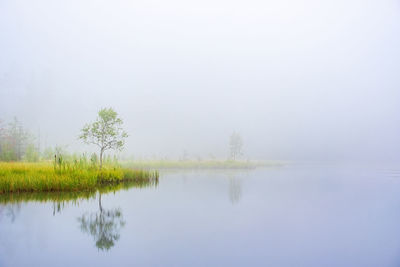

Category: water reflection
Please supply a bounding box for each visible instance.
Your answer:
[228,177,242,204]
[0,178,158,251]
[0,191,96,208]
[0,177,159,209]
[0,204,21,223]
[78,193,125,251]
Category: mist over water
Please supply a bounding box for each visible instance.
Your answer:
[1,0,399,161]
[2,164,400,267]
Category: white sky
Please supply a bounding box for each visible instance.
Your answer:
[1,0,400,161]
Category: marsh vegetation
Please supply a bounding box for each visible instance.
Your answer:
[0,108,158,194]
[0,108,276,194]
[0,160,158,194]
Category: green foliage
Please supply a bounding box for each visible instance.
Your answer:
[0,156,159,193]
[90,153,98,168]
[0,142,17,161]
[79,108,128,169]
[0,117,36,162]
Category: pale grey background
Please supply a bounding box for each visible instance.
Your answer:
[1,0,399,161]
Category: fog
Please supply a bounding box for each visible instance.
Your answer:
[1,0,399,161]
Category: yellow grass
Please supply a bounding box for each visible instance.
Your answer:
[0,162,158,194]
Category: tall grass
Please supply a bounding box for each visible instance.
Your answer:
[0,156,159,193]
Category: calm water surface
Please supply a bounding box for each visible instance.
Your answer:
[1,163,400,267]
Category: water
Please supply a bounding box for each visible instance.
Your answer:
[1,163,400,267]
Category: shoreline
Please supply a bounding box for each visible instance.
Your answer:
[0,162,159,194]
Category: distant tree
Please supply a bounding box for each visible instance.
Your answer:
[79,108,128,169]
[0,118,32,162]
[229,132,243,161]
[7,118,29,161]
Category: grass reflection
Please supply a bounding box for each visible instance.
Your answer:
[0,176,158,205]
[0,177,158,251]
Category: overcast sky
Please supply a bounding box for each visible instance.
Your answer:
[1,0,399,161]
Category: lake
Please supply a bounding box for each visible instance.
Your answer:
[1,163,400,267]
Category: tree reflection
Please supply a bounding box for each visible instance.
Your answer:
[228,177,242,205]
[78,193,125,251]
[0,204,21,223]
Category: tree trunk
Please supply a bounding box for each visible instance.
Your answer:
[100,148,104,169]
[99,193,103,212]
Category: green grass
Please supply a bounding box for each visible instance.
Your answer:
[122,159,287,170]
[0,162,159,194]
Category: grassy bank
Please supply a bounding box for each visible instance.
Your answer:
[122,160,287,170]
[0,162,159,194]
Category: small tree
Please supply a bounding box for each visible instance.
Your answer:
[79,108,128,169]
[0,118,31,162]
[229,132,243,161]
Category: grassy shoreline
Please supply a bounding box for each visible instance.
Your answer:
[0,159,285,193]
[0,162,159,194]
